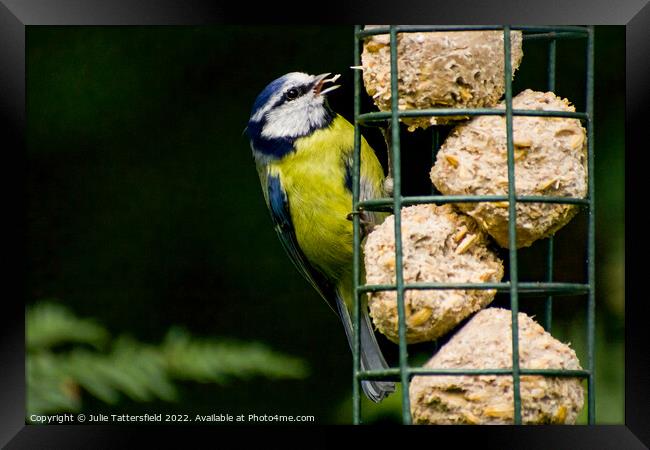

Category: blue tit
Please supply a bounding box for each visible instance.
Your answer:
[246,72,395,402]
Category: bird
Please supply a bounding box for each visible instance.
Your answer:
[246,72,395,402]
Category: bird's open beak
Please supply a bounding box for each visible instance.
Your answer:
[313,73,341,96]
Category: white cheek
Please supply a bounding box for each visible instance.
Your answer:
[261,96,327,139]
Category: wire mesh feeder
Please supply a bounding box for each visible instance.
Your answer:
[351,25,595,425]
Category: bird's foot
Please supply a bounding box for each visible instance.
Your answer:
[346,211,376,237]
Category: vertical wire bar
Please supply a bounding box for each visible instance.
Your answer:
[545,38,557,333]
[389,25,412,425]
[430,129,439,353]
[352,24,363,425]
[504,26,522,425]
[547,38,557,91]
[586,25,596,425]
[545,240,554,332]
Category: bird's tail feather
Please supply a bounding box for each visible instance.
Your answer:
[335,291,395,403]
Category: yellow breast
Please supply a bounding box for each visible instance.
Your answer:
[268,115,383,279]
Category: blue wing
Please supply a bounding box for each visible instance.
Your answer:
[266,174,339,315]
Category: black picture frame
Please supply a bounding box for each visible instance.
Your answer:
[0,1,644,447]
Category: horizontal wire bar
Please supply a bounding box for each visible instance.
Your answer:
[523,31,588,41]
[358,281,589,295]
[411,368,590,377]
[511,25,590,33]
[357,109,588,123]
[357,368,590,381]
[356,25,589,37]
[357,195,590,211]
[357,25,504,36]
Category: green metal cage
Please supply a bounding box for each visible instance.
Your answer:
[351,25,595,425]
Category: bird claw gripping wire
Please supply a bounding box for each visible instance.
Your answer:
[347,210,376,238]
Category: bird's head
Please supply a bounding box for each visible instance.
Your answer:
[246,72,341,159]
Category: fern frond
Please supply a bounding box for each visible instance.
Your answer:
[163,327,309,383]
[27,302,309,416]
[26,301,109,351]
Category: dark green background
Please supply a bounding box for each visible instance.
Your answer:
[27,26,624,423]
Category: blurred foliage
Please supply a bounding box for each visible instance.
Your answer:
[27,302,308,416]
